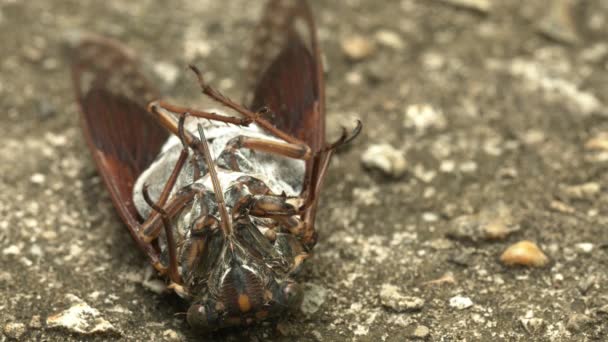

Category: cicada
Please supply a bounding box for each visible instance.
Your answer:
[69,0,360,332]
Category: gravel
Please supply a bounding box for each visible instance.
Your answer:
[2,0,608,341]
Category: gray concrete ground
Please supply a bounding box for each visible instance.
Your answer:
[1,0,608,341]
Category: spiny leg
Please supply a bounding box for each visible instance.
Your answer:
[230,193,298,220]
[142,185,181,285]
[219,135,312,172]
[152,66,314,164]
[300,120,362,211]
[142,187,198,245]
[298,120,363,247]
[148,102,308,161]
[195,124,233,236]
[188,65,311,151]
[151,100,254,126]
[148,102,247,148]
[143,115,191,233]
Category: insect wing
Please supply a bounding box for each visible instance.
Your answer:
[247,0,325,153]
[69,33,168,240]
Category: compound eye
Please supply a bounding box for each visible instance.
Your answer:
[283,282,303,310]
[187,303,219,332]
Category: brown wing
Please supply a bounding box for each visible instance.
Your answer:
[69,32,168,237]
[247,0,325,153]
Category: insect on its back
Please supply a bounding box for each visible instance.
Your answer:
[69,0,360,332]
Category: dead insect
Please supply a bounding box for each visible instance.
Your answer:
[69,0,360,332]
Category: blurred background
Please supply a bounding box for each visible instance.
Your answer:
[1,0,608,340]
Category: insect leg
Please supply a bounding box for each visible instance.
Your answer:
[225,135,311,160]
[150,100,253,126]
[139,115,191,242]
[148,116,188,227]
[188,65,311,147]
[245,194,299,217]
[297,121,362,247]
[141,188,198,244]
[142,185,182,285]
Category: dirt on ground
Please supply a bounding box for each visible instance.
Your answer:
[1,0,608,341]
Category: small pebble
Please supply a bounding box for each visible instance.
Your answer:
[561,182,600,200]
[459,161,477,173]
[577,275,596,295]
[301,283,328,315]
[162,329,182,342]
[380,284,425,312]
[47,294,119,335]
[361,144,408,178]
[422,52,445,70]
[30,173,46,184]
[404,104,447,133]
[23,45,43,63]
[0,271,13,284]
[341,35,375,61]
[447,203,519,242]
[519,316,545,334]
[439,160,456,173]
[154,62,179,87]
[412,325,431,339]
[549,200,575,214]
[345,71,363,85]
[3,322,26,340]
[427,238,454,251]
[183,38,211,60]
[375,30,404,50]
[574,242,594,254]
[566,313,594,332]
[28,315,42,329]
[422,212,438,222]
[449,295,473,310]
[2,245,21,256]
[500,240,549,268]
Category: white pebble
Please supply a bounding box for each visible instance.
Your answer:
[459,161,478,173]
[30,173,46,184]
[2,245,21,256]
[375,30,404,50]
[575,242,594,254]
[449,295,473,310]
[440,160,456,173]
[361,144,408,178]
[341,35,375,61]
[153,62,179,86]
[422,212,439,222]
[345,71,363,85]
[380,284,425,312]
[404,104,447,132]
[46,294,119,335]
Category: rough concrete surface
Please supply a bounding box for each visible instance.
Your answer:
[1,0,608,341]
